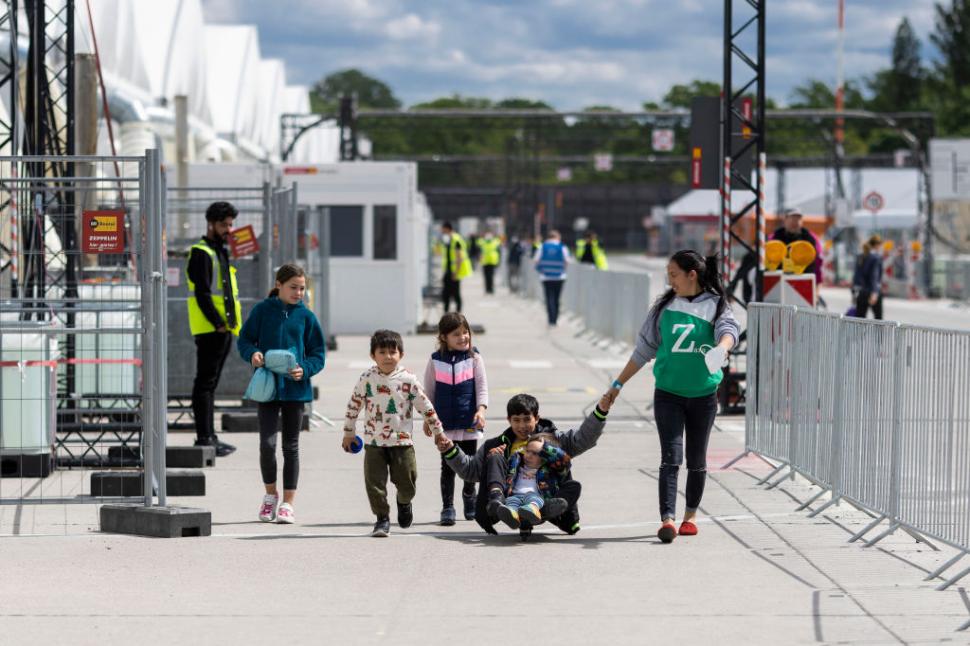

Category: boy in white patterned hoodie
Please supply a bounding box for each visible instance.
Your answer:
[343,329,444,537]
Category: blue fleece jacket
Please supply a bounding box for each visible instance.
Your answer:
[237,297,326,402]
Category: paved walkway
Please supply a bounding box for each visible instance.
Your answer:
[1,271,968,645]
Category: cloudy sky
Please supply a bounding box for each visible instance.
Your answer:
[201,0,941,110]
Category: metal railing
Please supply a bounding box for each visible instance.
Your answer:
[521,261,652,345]
[0,150,167,507]
[733,303,970,591]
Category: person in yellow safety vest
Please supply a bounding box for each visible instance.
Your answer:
[476,231,503,295]
[575,231,608,270]
[185,201,243,457]
[440,221,472,312]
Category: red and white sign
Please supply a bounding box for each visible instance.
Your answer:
[228,224,260,258]
[862,191,884,214]
[691,147,702,188]
[763,271,817,308]
[81,210,124,253]
[652,128,674,152]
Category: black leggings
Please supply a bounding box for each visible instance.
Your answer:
[440,439,478,507]
[654,388,718,520]
[258,401,305,491]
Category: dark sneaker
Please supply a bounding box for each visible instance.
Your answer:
[439,506,456,526]
[543,497,568,520]
[657,523,677,544]
[371,516,390,537]
[397,502,413,529]
[486,491,505,522]
[496,504,520,529]
[462,494,476,521]
[214,439,236,457]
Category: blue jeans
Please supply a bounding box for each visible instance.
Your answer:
[506,491,544,511]
[542,279,565,325]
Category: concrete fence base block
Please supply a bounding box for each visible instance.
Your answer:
[91,469,206,497]
[222,412,310,432]
[100,504,211,538]
[166,446,216,468]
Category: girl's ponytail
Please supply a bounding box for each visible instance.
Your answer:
[702,254,727,321]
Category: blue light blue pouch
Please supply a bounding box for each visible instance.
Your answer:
[244,367,276,402]
[264,348,298,376]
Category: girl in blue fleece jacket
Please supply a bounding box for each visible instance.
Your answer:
[238,264,326,525]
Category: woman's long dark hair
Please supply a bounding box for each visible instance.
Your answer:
[650,250,727,321]
[269,263,307,297]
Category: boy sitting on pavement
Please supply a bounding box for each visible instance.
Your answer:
[494,434,571,529]
[343,329,444,537]
[435,392,611,535]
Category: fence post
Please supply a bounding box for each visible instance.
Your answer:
[140,151,155,507]
[151,149,167,506]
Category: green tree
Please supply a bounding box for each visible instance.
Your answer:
[867,18,925,113]
[928,0,970,134]
[310,69,401,114]
[661,80,721,109]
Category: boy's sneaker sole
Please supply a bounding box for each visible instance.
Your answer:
[518,505,542,526]
[496,505,520,529]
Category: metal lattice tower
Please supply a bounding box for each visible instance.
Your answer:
[721,0,766,298]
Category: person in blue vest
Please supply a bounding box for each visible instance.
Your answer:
[533,230,571,327]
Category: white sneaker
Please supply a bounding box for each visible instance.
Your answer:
[277,502,295,524]
[258,494,278,522]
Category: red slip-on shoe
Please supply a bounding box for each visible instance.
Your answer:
[678,520,698,536]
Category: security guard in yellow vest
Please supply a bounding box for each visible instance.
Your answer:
[576,231,608,270]
[476,231,502,294]
[185,201,242,456]
[440,221,472,312]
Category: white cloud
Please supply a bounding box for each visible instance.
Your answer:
[384,13,441,40]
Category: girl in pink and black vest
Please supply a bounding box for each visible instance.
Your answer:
[423,312,489,526]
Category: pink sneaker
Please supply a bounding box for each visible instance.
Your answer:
[277,502,295,524]
[258,494,278,522]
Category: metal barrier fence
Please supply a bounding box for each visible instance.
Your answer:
[737,303,970,590]
[520,261,652,345]
[0,151,166,506]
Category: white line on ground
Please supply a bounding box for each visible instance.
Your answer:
[509,360,553,369]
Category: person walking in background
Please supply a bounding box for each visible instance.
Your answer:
[575,230,608,270]
[439,222,472,313]
[237,264,326,525]
[423,312,488,526]
[604,250,739,544]
[851,235,884,320]
[506,235,526,293]
[477,230,502,295]
[534,230,570,327]
[185,201,242,458]
[343,330,444,537]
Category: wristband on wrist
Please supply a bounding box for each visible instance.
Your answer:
[611,379,623,390]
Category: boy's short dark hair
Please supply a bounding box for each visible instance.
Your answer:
[205,201,239,223]
[370,329,404,355]
[506,393,539,418]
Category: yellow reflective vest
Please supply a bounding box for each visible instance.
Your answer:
[185,240,242,336]
[575,239,609,270]
[477,237,501,266]
[445,234,473,280]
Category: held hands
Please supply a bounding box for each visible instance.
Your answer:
[251,351,265,368]
[341,435,355,452]
[598,392,614,412]
[704,346,728,374]
[423,421,433,437]
[435,434,454,453]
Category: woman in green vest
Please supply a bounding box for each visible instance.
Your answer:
[605,250,739,544]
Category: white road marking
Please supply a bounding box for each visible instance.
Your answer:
[509,360,553,369]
